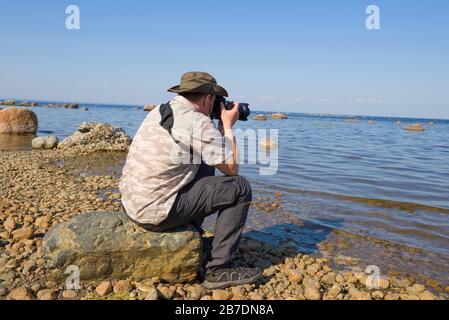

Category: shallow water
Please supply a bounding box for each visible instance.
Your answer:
[2,103,449,288]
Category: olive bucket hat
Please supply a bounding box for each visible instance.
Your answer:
[167,71,229,97]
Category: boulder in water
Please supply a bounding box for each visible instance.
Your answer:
[41,212,202,283]
[404,123,425,132]
[58,122,132,152]
[144,104,157,112]
[3,99,16,106]
[253,114,268,121]
[0,107,38,134]
[271,113,288,120]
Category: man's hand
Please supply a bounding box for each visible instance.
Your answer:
[221,102,239,129]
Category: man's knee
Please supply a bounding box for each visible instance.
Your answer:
[234,176,252,202]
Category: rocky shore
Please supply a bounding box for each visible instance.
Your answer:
[0,148,447,300]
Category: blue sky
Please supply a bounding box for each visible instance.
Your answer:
[1,0,448,118]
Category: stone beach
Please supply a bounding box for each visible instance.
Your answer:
[0,145,447,300]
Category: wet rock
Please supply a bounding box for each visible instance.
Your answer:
[404,123,425,132]
[32,136,59,150]
[96,281,112,297]
[271,113,288,120]
[58,122,132,153]
[0,107,38,134]
[406,283,426,295]
[8,287,33,300]
[253,114,267,121]
[42,212,202,283]
[391,277,411,289]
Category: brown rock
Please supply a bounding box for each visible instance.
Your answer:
[212,290,232,300]
[62,290,78,299]
[419,291,435,300]
[145,288,159,300]
[0,107,38,134]
[378,278,390,290]
[37,289,57,300]
[271,113,288,120]
[12,226,34,241]
[304,287,321,300]
[287,268,303,283]
[113,280,133,294]
[371,291,384,300]
[96,281,112,297]
[253,114,267,121]
[158,286,175,300]
[8,287,32,300]
[4,217,16,232]
[35,215,52,228]
[404,123,425,132]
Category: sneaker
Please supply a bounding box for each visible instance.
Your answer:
[197,236,214,281]
[203,266,263,290]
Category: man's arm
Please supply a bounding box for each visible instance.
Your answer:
[215,102,240,176]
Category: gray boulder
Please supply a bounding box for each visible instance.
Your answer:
[41,212,202,283]
[32,136,59,149]
[58,122,132,152]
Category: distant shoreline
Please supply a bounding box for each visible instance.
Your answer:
[2,98,448,122]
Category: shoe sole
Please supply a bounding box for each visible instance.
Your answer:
[202,271,263,290]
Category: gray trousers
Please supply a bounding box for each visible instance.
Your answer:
[139,163,252,271]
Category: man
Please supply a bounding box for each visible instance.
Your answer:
[120,71,261,289]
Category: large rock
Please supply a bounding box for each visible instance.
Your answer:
[58,122,132,152]
[0,107,38,134]
[271,113,288,120]
[3,99,16,106]
[144,104,157,112]
[32,136,59,149]
[41,212,202,283]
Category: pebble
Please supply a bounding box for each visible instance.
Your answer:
[96,281,112,297]
[212,290,232,300]
[406,283,426,295]
[12,226,34,241]
[37,289,57,300]
[113,280,133,294]
[62,290,78,299]
[144,288,159,300]
[8,287,32,300]
[304,287,321,300]
[158,286,175,300]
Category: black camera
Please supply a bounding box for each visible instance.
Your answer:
[210,96,251,121]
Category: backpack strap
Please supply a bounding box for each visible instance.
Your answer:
[159,102,175,137]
